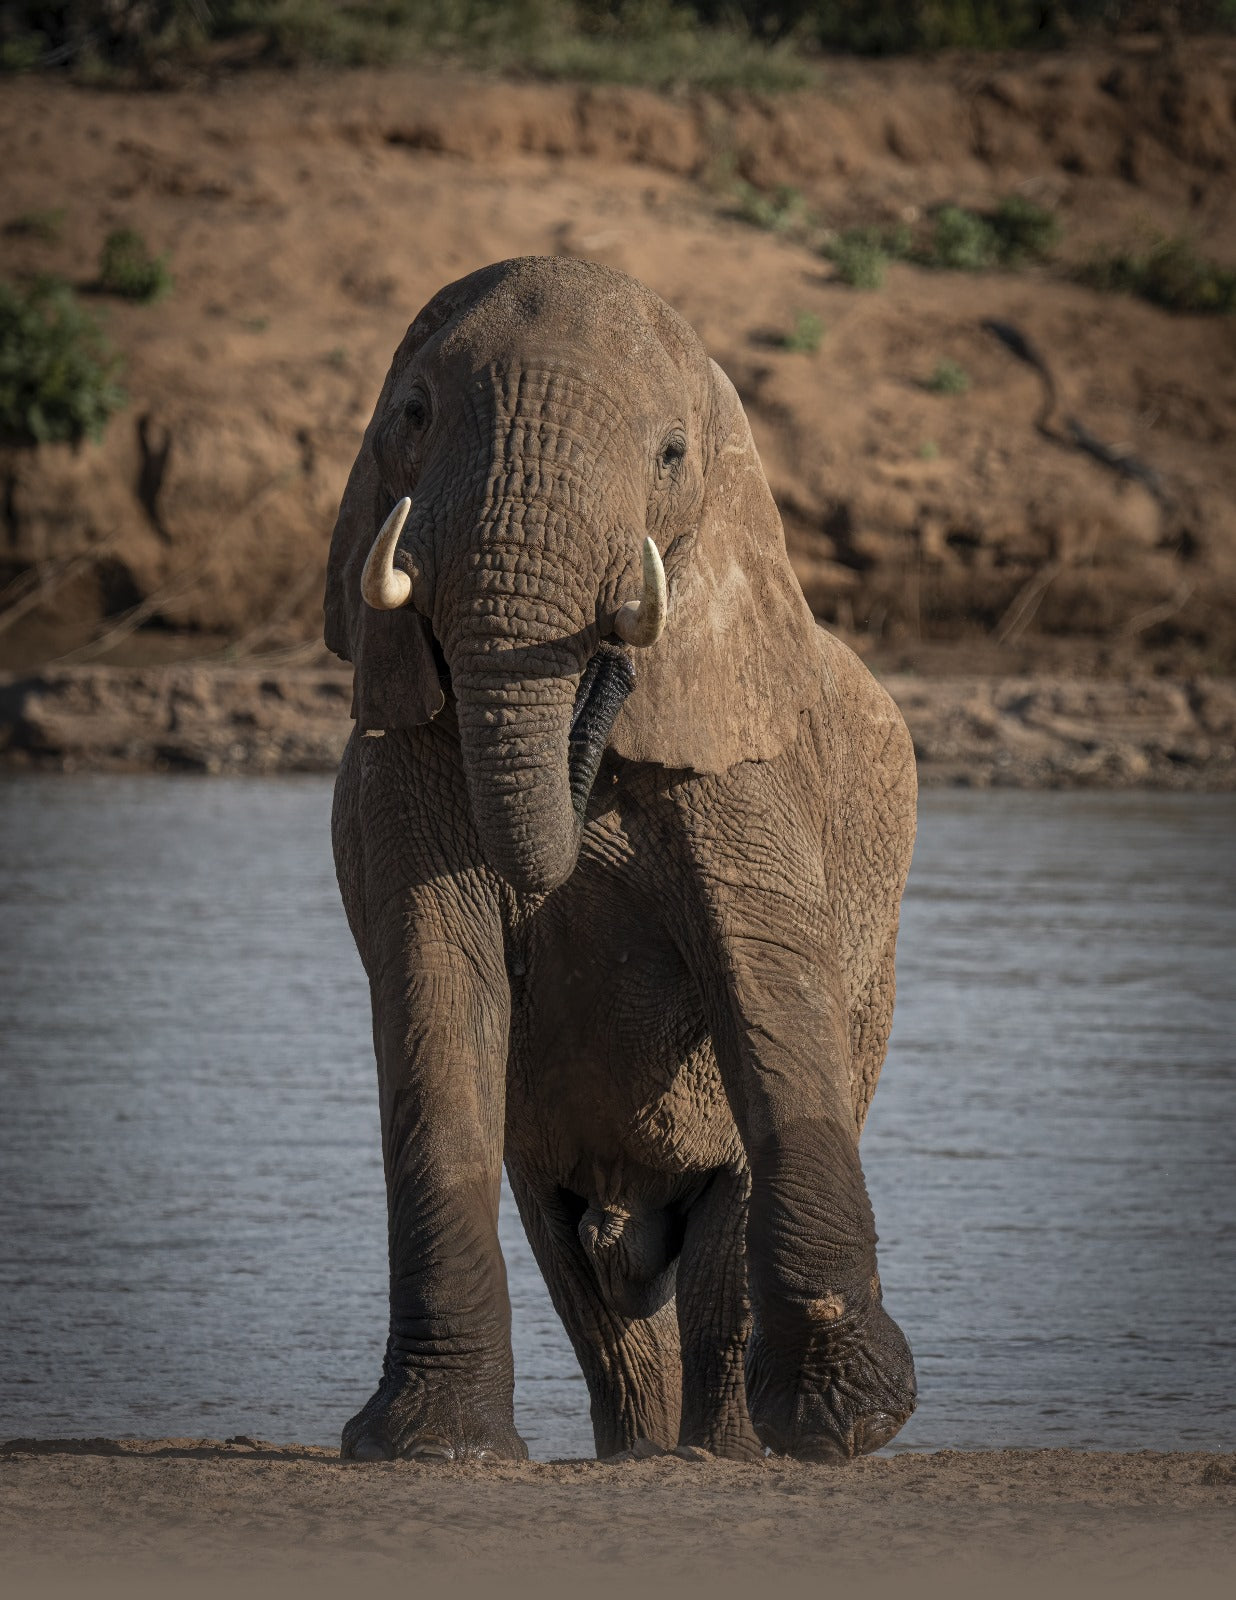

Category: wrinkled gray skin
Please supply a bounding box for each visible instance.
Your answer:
[324,257,918,1464]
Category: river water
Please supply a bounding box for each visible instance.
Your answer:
[1,776,1233,1458]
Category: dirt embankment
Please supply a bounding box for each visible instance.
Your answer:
[1,1438,1234,1587]
[2,40,1236,778]
[4,663,1235,788]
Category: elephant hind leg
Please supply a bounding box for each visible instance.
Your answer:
[508,1172,681,1459]
[576,1194,679,1323]
[676,1163,764,1461]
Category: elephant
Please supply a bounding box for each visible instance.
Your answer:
[324,255,918,1465]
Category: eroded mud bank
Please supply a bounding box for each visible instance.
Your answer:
[2,665,1233,788]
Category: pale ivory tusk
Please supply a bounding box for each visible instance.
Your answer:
[613,537,667,648]
[360,497,415,610]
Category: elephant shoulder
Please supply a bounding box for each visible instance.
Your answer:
[806,626,917,823]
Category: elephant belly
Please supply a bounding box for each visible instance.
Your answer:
[506,866,740,1198]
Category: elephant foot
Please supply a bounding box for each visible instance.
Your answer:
[748,1300,916,1463]
[696,1433,767,1463]
[678,1414,767,1463]
[600,1435,669,1463]
[674,1435,766,1464]
[341,1365,527,1464]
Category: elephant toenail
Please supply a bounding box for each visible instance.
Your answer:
[795,1435,848,1465]
[851,1412,902,1455]
[349,1437,394,1462]
[406,1439,455,1462]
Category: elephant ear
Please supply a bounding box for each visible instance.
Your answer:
[323,273,498,731]
[323,390,443,733]
[609,359,824,773]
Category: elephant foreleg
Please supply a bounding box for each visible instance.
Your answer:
[719,959,914,1461]
[667,772,917,1462]
[507,1172,681,1458]
[334,727,526,1463]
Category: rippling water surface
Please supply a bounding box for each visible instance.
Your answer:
[1,776,1233,1457]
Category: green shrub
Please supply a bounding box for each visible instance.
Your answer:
[0,277,126,445]
[5,3,1236,83]
[731,181,808,234]
[915,198,1059,271]
[929,205,997,271]
[827,227,888,289]
[987,195,1060,265]
[693,3,1236,52]
[4,207,66,242]
[748,0,1051,51]
[926,358,970,394]
[470,1,811,89]
[3,1,807,90]
[737,191,1058,290]
[97,227,173,302]
[1078,235,1236,315]
[779,310,825,353]
[0,29,45,72]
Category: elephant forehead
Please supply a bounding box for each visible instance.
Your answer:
[427,334,684,426]
[423,256,701,383]
[478,363,645,452]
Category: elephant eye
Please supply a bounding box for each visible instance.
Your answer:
[404,388,431,431]
[657,431,687,477]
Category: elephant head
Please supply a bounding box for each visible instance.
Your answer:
[324,256,822,897]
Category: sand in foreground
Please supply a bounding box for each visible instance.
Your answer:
[2,1438,1234,1594]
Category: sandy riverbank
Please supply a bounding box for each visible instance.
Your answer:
[1,1437,1234,1592]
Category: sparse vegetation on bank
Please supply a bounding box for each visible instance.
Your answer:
[926,198,1060,269]
[826,226,894,287]
[1078,234,1236,315]
[0,1,810,90]
[0,278,126,446]
[736,191,1226,322]
[4,208,67,243]
[926,358,970,394]
[3,38,1235,683]
[97,228,173,303]
[730,181,808,234]
[817,199,1058,288]
[983,194,1062,266]
[778,309,825,352]
[4,2,1236,88]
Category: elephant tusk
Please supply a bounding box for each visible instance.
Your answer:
[360,497,416,610]
[613,537,667,648]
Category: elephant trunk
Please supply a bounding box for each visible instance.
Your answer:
[452,643,636,899]
[383,392,649,895]
[453,661,573,898]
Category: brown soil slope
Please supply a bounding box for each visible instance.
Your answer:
[2,39,1236,679]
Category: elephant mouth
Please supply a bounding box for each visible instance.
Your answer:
[429,627,452,691]
[567,645,636,821]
